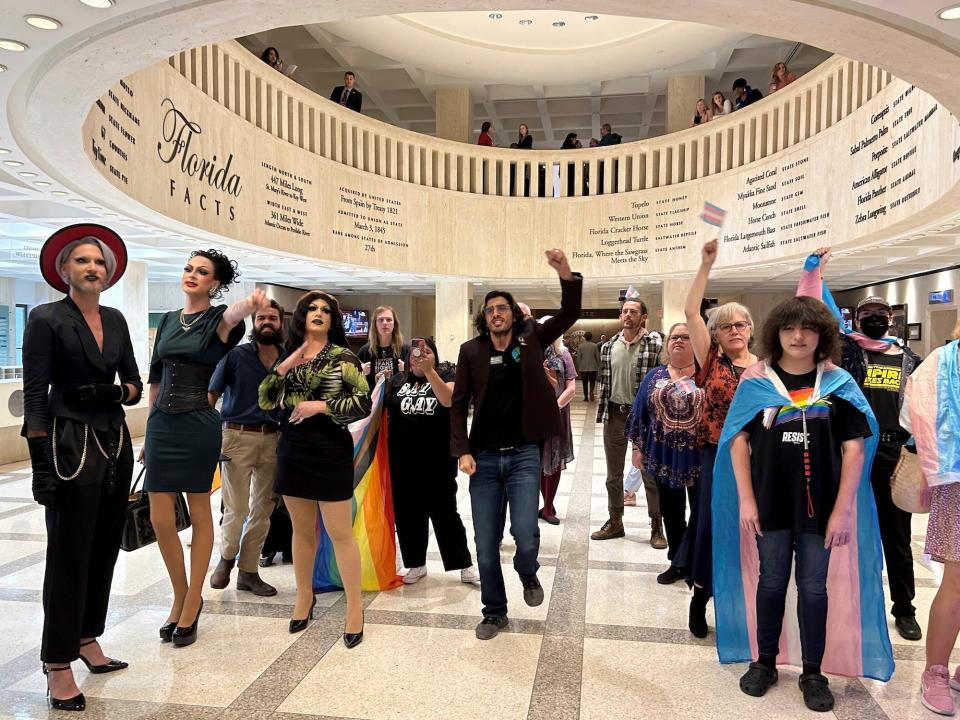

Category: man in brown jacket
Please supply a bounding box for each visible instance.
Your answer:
[451,249,581,640]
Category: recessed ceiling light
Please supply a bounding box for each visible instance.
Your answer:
[87,206,101,211]
[69,198,84,204]
[0,148,10,154]
[3,159,23,167]
[584,15,600,21]
[34,181,51,187]
[0,65,6,73]
[552,21,566,27]
[52,190,68,196]
[18,171,37,178]
[0,39,28,52]
[519,19,533,26]
[938,5,960,19]
[79,0,115,7]
[488,12,502,20]
[24,15,62,30]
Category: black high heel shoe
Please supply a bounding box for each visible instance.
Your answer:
[159,621,177,642]
[77,639,128,674]
[289,595,316,634]
[343,614,364,649]
[43,664,85,711]
[172,598,203,647]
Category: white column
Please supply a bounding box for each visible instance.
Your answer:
[435,281,471,363]
[102,260,149,371]
[666,75,706,134]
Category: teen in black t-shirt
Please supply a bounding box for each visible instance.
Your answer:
[732,297,870,713]
[385,338,476,586]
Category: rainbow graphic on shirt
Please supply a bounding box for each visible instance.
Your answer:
[761,387,832,429]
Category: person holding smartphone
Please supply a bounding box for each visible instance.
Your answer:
[386,338,478,586]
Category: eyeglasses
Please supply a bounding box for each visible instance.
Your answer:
[669,335,691,342]
[717,321,750,334]
[483,304,511,316]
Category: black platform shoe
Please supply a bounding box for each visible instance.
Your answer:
[172,598,204,647]
[159,621,177,642]
[43,665,86,711]
[343,615,364,649]
[77,639,128,674]
[289,595,317,634]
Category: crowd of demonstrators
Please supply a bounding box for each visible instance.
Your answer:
[591,291,665,547]
[385,337,478,586]
[451,249,582,640]
[902,321,960,716]
[258,291,370,645]
[624,323,703,582]
[22,220,958,718]
[539,328,577,525]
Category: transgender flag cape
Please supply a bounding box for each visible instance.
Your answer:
[313,376,403,592]
[712,360,894,681]
[905,339,960,488]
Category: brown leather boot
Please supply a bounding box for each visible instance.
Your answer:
[590,516,625,540]
[209,557,235,589]
[236,570,277,597]
[649,516,668,550]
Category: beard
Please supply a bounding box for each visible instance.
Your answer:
[252,326,280,345]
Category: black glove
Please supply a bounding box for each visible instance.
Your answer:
[62,383,124,410]
[26,436,57,508]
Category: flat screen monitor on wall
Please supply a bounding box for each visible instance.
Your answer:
[342,308,369,336]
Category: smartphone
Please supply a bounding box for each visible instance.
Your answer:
[410,337,427,358]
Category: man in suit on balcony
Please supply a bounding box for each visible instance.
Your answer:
[330,71,362,112]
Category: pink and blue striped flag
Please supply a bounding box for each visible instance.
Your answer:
[700,201,727,228]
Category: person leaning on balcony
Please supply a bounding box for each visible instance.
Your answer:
[330,71,362,112]
[478,121,494,146]
[770,62,798,92]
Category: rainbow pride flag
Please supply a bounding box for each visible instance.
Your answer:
[313,377,402,592]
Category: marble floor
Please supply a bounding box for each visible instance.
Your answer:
[0,401,951,720]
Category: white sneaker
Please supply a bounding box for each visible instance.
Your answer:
[460,566,480,585]
[403,566,428,584]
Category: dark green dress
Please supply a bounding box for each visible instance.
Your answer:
[143,305,244,492]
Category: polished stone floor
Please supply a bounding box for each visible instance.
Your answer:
[0,401,950,719]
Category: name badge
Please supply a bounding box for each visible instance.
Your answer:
[490,355,503,365]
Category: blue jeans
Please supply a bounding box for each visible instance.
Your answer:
[470,444,541,618]
[755,529,832,666]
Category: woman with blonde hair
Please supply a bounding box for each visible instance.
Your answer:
[357,305,407,393]
[902,318,960,716]
[771,62,797,92]
[676,239,758,639]
[691,99,712,126]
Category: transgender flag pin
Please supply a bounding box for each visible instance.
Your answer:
[700,201,727,227]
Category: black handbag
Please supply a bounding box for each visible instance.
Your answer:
[121,468,191,552]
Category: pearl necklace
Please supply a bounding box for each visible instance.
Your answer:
[179,306,210,333]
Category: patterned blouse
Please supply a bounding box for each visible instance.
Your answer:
[259,344,371,427]
[695,341,744,447]
[624,365,703,489]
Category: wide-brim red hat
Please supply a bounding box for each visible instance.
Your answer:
[39,223,127,293]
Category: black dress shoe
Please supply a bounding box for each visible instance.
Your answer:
[78,639,128,674]
[159,622,176,643]
[289,595,317,634]
[43,665,86,711]
[657,566,684,585]
[689,597,708,638]
[343,616,364,649]
[259,551,276,568]
[895,615,922,641]
[172,598,204,647]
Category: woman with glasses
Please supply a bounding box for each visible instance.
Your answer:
[677,239,758,639]
[625,323,703,583]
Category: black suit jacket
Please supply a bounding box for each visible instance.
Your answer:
[22,297,142,433]
[450,273,582,457]
[330,86,362,112]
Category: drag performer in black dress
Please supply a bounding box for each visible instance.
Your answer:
[23,224,142,711]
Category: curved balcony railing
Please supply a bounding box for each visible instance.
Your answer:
[169,40,890,198]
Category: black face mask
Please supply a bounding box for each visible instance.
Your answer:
[859,314,890,339]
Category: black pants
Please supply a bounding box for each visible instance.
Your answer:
[42,420,133,663]
[580,371,597,400]
[659,482,691,562]
[871,442,916,617]
[392,465,472,571]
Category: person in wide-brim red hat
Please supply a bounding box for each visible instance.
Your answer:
[39,223,127,293]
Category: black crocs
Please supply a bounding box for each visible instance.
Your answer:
[739,662,778,697]
[799,673,835,712]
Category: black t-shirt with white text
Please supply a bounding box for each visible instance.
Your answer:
[743,364,871,535]
[471,341,525,452]
[357,343,408,395]
[387,367,457,474]
[861,350,904,434]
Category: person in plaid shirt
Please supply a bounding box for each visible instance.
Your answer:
[591,295,665,544]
